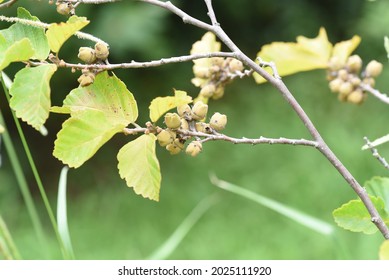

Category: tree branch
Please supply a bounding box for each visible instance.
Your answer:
[0,0,18,9]
[139,0,389,239]
[361,83,389,105]
[31,52,238,70]
[0,15,107,44]
[363,137,389,170]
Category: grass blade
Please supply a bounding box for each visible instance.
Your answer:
[57,166,75,259]
[0,214,21,260]
[210,175,334,236]
[148,194,218,260]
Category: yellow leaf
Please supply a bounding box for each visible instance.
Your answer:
[46,16,89,53]
[254,27,332,83]
[332,35,361,64]
[149,90,192,122]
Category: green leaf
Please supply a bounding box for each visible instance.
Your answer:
[0,124,4,134]
[53,110,125,168]
[9,64,57,131]
[50,106,71,114]
[0,8,50,60]
[53,71,138,168]
[61,71,138,124]
[332,196,389,234]
[0,35,34,71]
[46,15,89,53]
[254,28,332,84]
[117,134,161,201]
[379,240,389,260]
[149,90,192,122]
[365,176,389,213]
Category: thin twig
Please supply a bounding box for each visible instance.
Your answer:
[361,83,389,105]
[363,137,389,170]
[30,52,238,70]
[0,0,17,9]
[60,0,121,3]
[0,15,106,44]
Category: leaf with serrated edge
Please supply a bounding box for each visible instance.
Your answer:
[379,240,389,260]
[365,176,389,213]
[54,110,125,168]
[46,15,89,53]
[331,35,361,65]
[0,35,34,71]
[117,134,161,201]
[149,90,192,122]
[61,71,138,125]
[333,196,389,234]
[0,8,50,60]
[10,64,57,130]
[254,27,332,84]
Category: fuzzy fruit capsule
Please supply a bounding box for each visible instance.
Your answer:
[212,86,225,100]
[228,59,244,72]
[177,104,192,119]
[347,89,365,104]
[94,42,110,60]
[195,122,212,134]
[56,3,71,15]
[78,47,97,64]
[157,129,176,147]
[338,81,353,96]
[328,78,342,93]
[200,83,216,98]
[164,113,181,129]
[193,65,211,79]
[365,60,383,77]
[186,141,203,157]
[346,55,363,73]
[77,72,95,87]
[210,112,227,131]
[166,143,182,155]
[180,118,189,130]
[191,101,208,120]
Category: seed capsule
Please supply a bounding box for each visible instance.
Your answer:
[164,113,181,129]
[347,89,365,104]
[338,81,353,96]
[200,83,216,98]
[212,86,225,100]
[193,65,210,78]
[166,143,182,155]
[228,59,244,72]
[157,129,176,147]
[78,47,97,64]
[77,72,95,87]
[328,78,342,93]
[210,112,227,131]
[186,141,203,157]
[180,118,189,130]
[195,122,212,134]
[177,104,192,119]
[328,56,343,71]
[365,60,383,77]
[94,42,110,60]
[346,55,362,73]
[191,101,208,120]
[56,3,71,15]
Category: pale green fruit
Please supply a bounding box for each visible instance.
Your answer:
[186,141,203,157]
[200,84,216,98]
[166,143,182,155]
[191,101,208,120]
[365,60,383,77]
[347,89,364,104]
[180,118,189,130]
[228,59,244,72]
[338,81,353,96]
[164,113,181,129]
[210,112,227,131]
[195,122,212,134]
[78,47,97,64]
[177,104,192,118]
[157,129,176,147]
[77,72,95,87]
[94,42,110,60]
[212,86,225,100]
[328,78,342,93]
[346,55,362,73]
[56,3,71,15]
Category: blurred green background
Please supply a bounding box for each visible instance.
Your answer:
[1,0,389,259]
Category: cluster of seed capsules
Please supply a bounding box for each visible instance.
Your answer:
[77,42,110,86]
[156,101,227,157]
[192,57,244,100]
[327,55,383,104]
[55,1,75,15]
